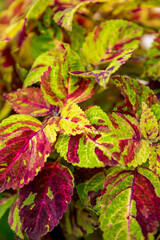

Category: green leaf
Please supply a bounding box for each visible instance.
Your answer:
[26,0,53,20]
[69,22,86,54]
[61,199,99,237]
[82,19,143,66]
[0,193,17,219]
[8,202,23,239]
[140,102,158,140]
[77,171,105,211]
[143,34,160,80]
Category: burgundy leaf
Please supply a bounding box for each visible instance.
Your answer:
[3,87,53,117]
[17,162,74,240]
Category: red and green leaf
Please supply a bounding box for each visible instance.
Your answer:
[140,102,158,140]
[53,1,89,31]
[98,167,160,240]
[0,115,52,192]
[55,106,120,168]
[110,112,151,167]
[71,49,135,87]
[40,51,94,107]
[46,102,95,136]
[112,75,157,116]
[3,87,53,117]
[8,201,23,239]
[16,162,74,240]
[82,19,142,66]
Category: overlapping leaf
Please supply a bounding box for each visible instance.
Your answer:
[0,115,53,192]
[71,49,135,87]
[112,75,157,116]
[0,192,17,219]
[143,34,160,80]
[110,112,150,167]
[53,1,89,31]
[55,106,120,168]
[23,45,84,87]
[3,87,53,117]
[16,162,74,240]
[47,102,95,136]
[23,45,95,108]
[98,167,160,240]
[140,102,158,140]
[82,20,142,66]
[77,171,105,211]
[8,202,23,239]
[61,198,99,238]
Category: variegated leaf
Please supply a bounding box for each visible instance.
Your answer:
[17,162,74,240]
[71,49,135,87]
[3,87,53,117]
[110,112,150,167]
[61,198,99,237]
[47,102,95,136]
[77,171,105,211]
[98,167,160,240]
[55,106,120,168]
[0,115,52,191]
[82,19,142,66]
[140,102,158,140]
[112,75,157,116]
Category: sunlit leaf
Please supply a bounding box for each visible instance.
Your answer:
[112,75,157,116]
[0,115,52,191]
[3,87,53,117]
[82,19,142,66]
[140,102,158,140]
[98,167,160,240]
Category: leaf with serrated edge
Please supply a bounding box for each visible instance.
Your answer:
[149,144,160,178]
[110,112,150,167]
[112,75,157,116]
[82,19,142,66]
[140,102,158,140]
[3,87,53,117]
[53,2,89,31]
[48,102,95,136]
[0,114,52,191]
[98,167,160,240]
[71,49,135,87]
[17,162,74,240]
[55,106,120,168]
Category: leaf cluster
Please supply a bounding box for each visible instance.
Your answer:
[1,0,160,240]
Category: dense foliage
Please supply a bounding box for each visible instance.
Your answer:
[1,0,160,239]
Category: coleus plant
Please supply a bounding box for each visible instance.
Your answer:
[1,0,160,240]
